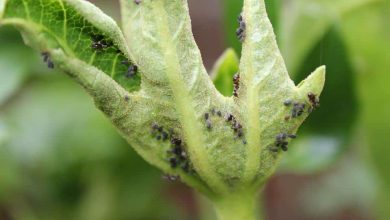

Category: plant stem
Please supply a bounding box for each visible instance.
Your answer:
[213,191,259,220]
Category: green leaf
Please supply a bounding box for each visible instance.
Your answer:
[211,48,239,97]
[279,0,382,74]
[339,2,390,219]
[0,0,141,92]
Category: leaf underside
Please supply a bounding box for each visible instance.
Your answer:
[1,0,325,197]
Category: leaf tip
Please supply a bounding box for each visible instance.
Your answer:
[297,65,326,97]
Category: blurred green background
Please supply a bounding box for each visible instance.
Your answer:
[0,0,389,219]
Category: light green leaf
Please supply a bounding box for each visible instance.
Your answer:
[237,0,325,188]
[211,48,239,97]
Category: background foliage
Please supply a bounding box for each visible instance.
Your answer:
[0,0,389,219]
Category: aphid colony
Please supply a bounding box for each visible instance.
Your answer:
[269,133,297,152]
[203,109,247,144]
[270,92,321,153]
[41,52,54,69]
[90,34,139,79]
[233,73,240,97]
[236,14,246,42]
[151,123,194,174]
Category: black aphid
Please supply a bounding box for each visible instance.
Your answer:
[162,174,180,182]
[170,137,182,147]
[308,92,320,109]
[91,35,112,51]
[161,131,169,141]
[291,102,306,118]
[233,73,240,97]
[288,134,297,139]
[124,95,130,101]
[269,146,279,153]
[206,120,212,130]
[169,158,179,168]
[204,112,210,120]
[125,65,138,78]
[134,0,141,5]
[284,100,293,106]
[211,108,216,115]
[225,113,234,122]
[217,111,222,117]
[41,52,54,69]
[236,14,246,42]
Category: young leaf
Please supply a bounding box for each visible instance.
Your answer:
[211,48,239,97]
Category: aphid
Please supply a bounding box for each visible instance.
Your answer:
[206,119,212,130]
[225,113,234,122]
[162,174,180,182]
[237,129,243,138]
[233,73,240,97]
[211,108,216,115]
[181,161,190,173]
[161,131,169,141]
[169,157,179,168]
[91,35,112,51]
[276,133,288,141]
[170,145,183,157]
[156,135,162,140]
[269,146,279,153]
[236,14,246,42]
[217,111,222,117]
[170,137,182,147]
[151,122,159,130]
[284,116,291,121]
[134,0,141,5]
[125,65,138,78]
[242,139,247,145]
[308,92,320,109]
[288,134,297,139]
[41,52,54,69]
[292,103,306,118]
[124,95,130,101]
[204,112,210,120]
[281,145,289,152]
[284,100,293,106]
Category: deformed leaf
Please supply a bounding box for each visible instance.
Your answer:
[2,0,325,203]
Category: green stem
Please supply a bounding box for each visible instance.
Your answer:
[213,191,260,220]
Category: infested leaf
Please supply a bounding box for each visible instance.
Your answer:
[1,0,325,206]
